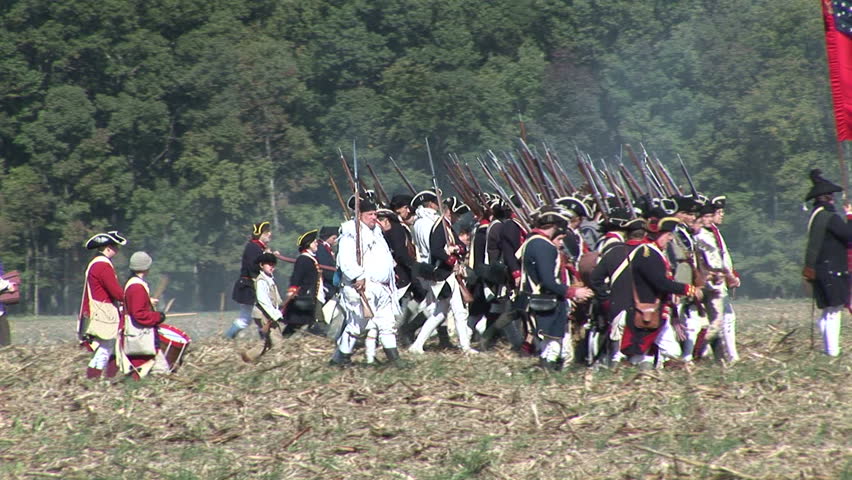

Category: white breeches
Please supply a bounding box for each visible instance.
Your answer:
[88,339,116,369]
[818,306,843,357]
[338,283,398,354]
[412,278,471,350]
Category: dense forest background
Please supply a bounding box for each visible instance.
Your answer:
[0,0,840,314]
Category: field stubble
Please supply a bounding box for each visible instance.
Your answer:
[0,299,851,480]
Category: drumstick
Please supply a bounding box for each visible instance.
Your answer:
[164,298,176,313]
[151,274,170,299]
[165,312,197,318]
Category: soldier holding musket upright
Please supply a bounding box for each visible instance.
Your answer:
[803,169,852,357]
[330,198,405,367]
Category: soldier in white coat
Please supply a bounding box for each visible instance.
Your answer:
[330,200,405,367]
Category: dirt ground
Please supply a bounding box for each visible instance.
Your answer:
[1,299,851,480]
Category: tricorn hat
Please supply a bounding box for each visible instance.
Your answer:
[410,189,439,208]
[376,208,396,219]
[555,196,591,218]
[646,216,681,234]
[533,205,575,228]
[297,229,318,250]
[390,194,413,211]
[85,230,127,250]
[711,195,726,210]
[805,169,843,201]
[319,226,339,239]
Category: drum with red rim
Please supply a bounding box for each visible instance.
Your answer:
[158,324,191,372]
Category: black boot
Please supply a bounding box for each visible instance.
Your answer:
[329,348,352,367]
[436,326,454,350]
[537,357,558,371]
[383,347,410,368]
[500,318,525,350]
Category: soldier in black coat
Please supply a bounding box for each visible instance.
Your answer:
[316,226,339,298]
[804,169,852,356]
[519,206,594,369]
[622,217,701,369]
[589,214,646,366]
[281,230,324,336]
[226,222,278,339]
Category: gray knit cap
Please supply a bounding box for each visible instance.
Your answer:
[129,251,153,272]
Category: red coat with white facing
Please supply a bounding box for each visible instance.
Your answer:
[80,256,124,319]
[124,278,162,328]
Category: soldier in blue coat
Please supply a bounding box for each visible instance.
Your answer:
[804,169,852,356]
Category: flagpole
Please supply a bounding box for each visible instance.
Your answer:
[838,140,849,202]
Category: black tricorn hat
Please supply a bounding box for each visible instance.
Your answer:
[319,226,339,239]
[555,196,591,218]
[672,194,698,213]
[376,208,396,219]
[390,194,413,210]
[85,231,127,250]
[600,207,633,232]
[646,216,681,234]
[805,169,843,201]
[711,195,726,210]
[533,205,574,228]
[297,229,318,250]
[410,189,439,208]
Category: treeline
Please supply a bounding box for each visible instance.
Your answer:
[0,0,836,314]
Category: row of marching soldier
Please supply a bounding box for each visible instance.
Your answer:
[74,158,851,379]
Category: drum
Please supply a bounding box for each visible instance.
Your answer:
[158,324,191,372]
[0,270,21,305]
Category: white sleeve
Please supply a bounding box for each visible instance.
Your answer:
[337,234,365,282]
[0,278,10,292]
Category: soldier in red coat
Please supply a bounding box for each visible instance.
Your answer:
[119,251,168,379]
[78,231,127,379]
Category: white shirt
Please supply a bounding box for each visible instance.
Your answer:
[337,219,395,285]
[413,205,440,263]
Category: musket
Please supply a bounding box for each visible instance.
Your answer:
[641,145,675,196]
[505,155,542,209]
[624,144,657,196]
[338,148,357,192]
[546,146,578,193]
[519,138,556,203]
[478,156,532,232]
[576,152,608,219]
[275,253,337,272]
[586,153,611,197]
[427,138,473,303]
[366,163,390,206]
[541,143,569,196]
[445,155,485,218]
[488,151,537,219]
[326,167,352,220]
[639,144,668,196]
[617,169,638,219]
[654,153,683,196]
[619,162,644,198]
[677,154,699,198]
[511,146,547,203]
[600,159,625,210]
[389,155,417,195]
[348,142,374,319]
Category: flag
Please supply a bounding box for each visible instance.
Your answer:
[824,0,852,141]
